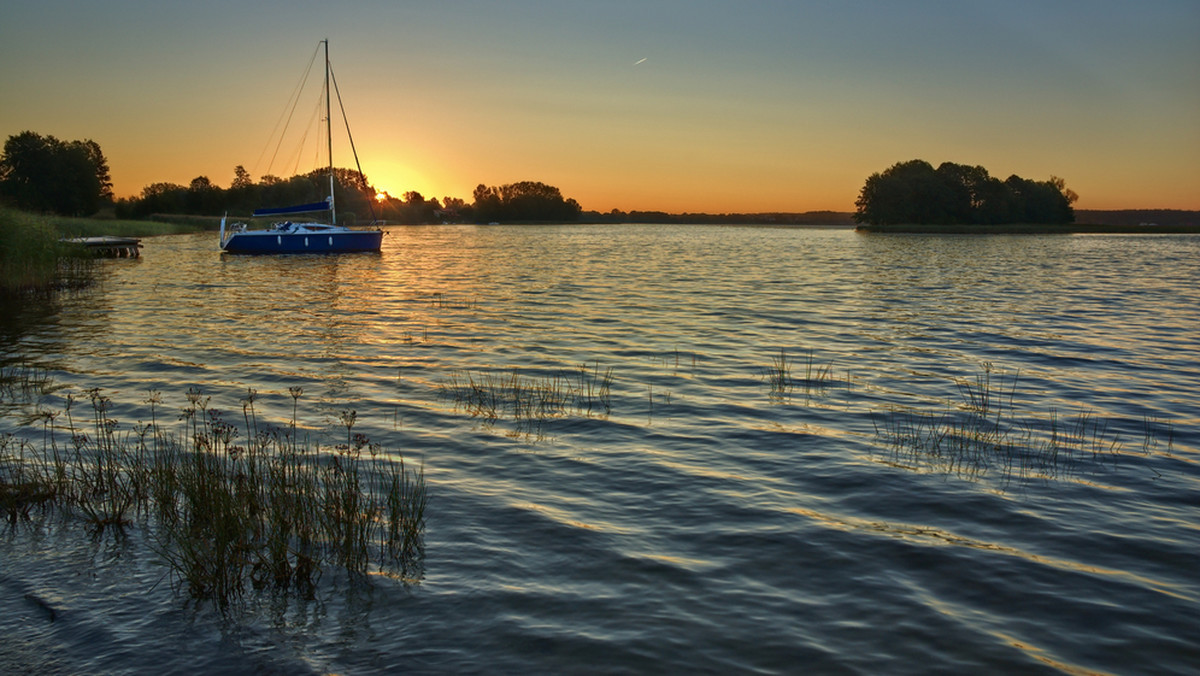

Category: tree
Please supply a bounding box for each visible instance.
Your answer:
[132,182,187,217]
[472,184,501,222]
[854,159,1076,226]
[436,196,467,223]
[231,165,253,190]
[471,180,582,223]
[854,159,951,225]
[187,175,222,214]
[223,165,258,214]
[936,162,992,224]
[388,191,440,224]
[79,139,113,203]
[973,176,1016,225]
[0,131,112,215]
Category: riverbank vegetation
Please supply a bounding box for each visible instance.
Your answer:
[0,206,204,295]
[0,207,71,292]
[0,383,427,604]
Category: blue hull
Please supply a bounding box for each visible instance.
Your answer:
[221,229,383,254]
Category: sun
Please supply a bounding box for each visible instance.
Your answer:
[375,191,390,203]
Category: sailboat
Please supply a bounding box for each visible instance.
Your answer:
[220,40,384,254]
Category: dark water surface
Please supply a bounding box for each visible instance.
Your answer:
[2,225,1198,674]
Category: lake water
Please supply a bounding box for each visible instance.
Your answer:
[2,225,1198,674]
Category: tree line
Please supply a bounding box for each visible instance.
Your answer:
[2,132,1088,228]
[854,159,1078,226]
[129,166,384,223]
[125,169,583,225]
[0,131,584,225]
[580,209,857,225]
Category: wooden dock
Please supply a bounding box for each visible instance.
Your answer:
[62,236,142,258]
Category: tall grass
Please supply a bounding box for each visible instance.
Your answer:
[871,363,1164,485]
[0,207,94,293]
[439,362,614,435]
[764,348,836,400]
[0,360,56,404]
[0,206,209,295]
[0,386,427,605]
[44,211,215,237]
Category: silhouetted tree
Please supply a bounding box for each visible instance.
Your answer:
[0,131,112,215]
[187,175,222,214]
[854,159,1076,225]
[440,196,467,222]
[224,165,258,214]
[855,160,952,225]
[472,184,502,222]
[127,182,187,217]
[231,165,253,190]
[381,190,440,224]
[471,180,581,223]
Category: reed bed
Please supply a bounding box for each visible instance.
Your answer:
[1,206,200,296]
[0,207,97,294]
[439,362,614,435]
[0,386,426,606]
[871,364,1164,485]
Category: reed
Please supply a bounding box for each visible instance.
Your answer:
[871,364,1161,485]
[765,349,792,399]
[0,386,427,605]
[0,360,57,405]
[1,206,200,295]
[0,207,95,294]
[764,348,835,400]
[439,362,613,435]
[0,434,58,523]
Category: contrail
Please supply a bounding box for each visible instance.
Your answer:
[634,57,648,65]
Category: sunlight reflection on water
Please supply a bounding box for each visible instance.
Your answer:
[2,226,1198,674]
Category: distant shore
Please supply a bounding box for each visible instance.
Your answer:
[854,223,1200,234]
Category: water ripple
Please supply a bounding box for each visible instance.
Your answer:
[2,226,1198,674]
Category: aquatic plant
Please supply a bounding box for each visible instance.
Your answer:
[0,386,427,605]
[871,364,1162,486]
[0,207,97,295]
[764,348,836,400]
[428,292,480,310]
[439,362,614,436]
[0,360,56,406]
[765,349,792,399]
[0,434,57,523]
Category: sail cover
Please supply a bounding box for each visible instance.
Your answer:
[252,200,331,217]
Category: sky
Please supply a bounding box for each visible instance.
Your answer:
[2,0,1198,213]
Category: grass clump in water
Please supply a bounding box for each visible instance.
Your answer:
[764,348,836,400]
[871,363,1163,486]
[0,360,58,405]
[439,362,614,436]
[0,386,427,605]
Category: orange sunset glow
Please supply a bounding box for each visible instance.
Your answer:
[2,3,1198,214]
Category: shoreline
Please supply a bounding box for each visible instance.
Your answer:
[854,223,1200,235]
